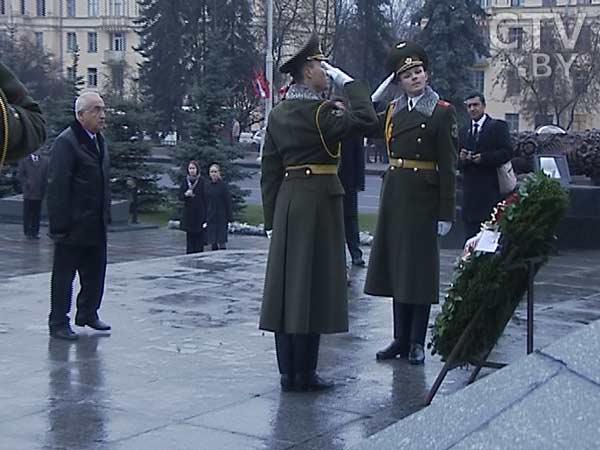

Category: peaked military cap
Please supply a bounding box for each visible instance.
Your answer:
[385,41,428,76]
[279,33,328,74]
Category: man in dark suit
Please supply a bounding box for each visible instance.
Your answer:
[17,150,48,239]
[459,93,513,240]
[47,92,112,340]
[338,131,366,266]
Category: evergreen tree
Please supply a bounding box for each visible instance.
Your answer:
[209,0,260,129]
[414,0,489,118]
[334,0,394,87]
[136,0,196,133]
[102,93,164,212]
[173,32,248,217]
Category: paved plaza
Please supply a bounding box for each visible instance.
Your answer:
[1,223,599,449]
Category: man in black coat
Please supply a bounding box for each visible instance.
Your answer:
[17,150,48,239]
[338,134,366,266]
[46,92,112,340]
[459,93,513,240]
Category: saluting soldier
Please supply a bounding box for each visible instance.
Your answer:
[365,41,458,364]
[0,62,47,168]
[260,33,377,392]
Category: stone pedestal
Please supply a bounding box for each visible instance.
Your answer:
[0,195,130,225]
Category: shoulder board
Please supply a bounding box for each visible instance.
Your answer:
[437,100,451,108]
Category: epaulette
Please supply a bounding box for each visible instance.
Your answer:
[437,99,451,108]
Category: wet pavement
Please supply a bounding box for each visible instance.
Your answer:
[1,223,599,449]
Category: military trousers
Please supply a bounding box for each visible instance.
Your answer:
[274,332,320,376]
[392,302,431,350]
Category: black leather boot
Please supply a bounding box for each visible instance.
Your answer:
[295,372,334,391]
[376,339,408,360]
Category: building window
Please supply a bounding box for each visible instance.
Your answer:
[111,32,126,52]
[66,0,76,17]
[507,69,521,97]
[67,32,77,53]
[508,27,524,50]
[88,0,98,17]
[88,32,97,53]
[34,32,44,49]
[472,70,485,93]
[66,67,76,83]
[20,0,25,15]
[542,0,556,6]
[87,68,98,87]
[577,0,591,4]
[110,0,124,16]
[1,1,5,15]
[572,114,588,131]
[112,66,124,93]
[510,0,521,6]
[505,113,519,132]
[36,0,45,16]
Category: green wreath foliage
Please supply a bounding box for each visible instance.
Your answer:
[430,172,569,362]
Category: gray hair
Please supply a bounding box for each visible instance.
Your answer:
[74,91,102,115]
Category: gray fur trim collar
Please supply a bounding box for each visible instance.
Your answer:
[392,86,439,117]
[285,84,324,101]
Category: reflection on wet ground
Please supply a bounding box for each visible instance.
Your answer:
[0,223,599,449]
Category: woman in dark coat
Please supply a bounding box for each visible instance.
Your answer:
[205,163,233,250]
[179,160,207,254]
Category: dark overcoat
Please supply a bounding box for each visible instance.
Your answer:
[364,87,457,305]
[0,62,47,163]
[338,135,365,218]
[47,120,111,246]
[459,115,513,223]
[17,152,48,200]
[260,80,377,334]
[205,179,232,245]
[179,178,207,234]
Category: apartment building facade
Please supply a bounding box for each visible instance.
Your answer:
[477,0,600,131]
[0,0,142,93]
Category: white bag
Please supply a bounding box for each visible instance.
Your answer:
[497,161,517,194]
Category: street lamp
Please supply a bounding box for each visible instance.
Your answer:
[259,0,273,161]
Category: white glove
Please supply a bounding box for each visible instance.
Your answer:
[437,221,452,236]
[371,73,395,103]
[265,229,273,239]
[321,62,353,87]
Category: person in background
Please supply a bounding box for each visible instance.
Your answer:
[126,177,140,224]
[205,163,232,251]
[179,160,207,254]
[17,150,48,239]
[47,91,112,340]
[459,92,513,240]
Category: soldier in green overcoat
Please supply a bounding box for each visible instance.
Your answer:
[260,34,377,391]
[364,41,458,364]
[0,62,47,168]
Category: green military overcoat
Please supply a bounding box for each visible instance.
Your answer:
[0,62,46,165]
[364,86,457,305]
[260,80,377,334]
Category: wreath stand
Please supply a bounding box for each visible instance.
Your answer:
[425,257,544,406]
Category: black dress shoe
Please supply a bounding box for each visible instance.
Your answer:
[280,374,294,392]
[408,343,425,365]
[352,257,366,267]
[295,372,334,391]
[49,326,79,341]
[376,340,408,360]
[75,318,111,331]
